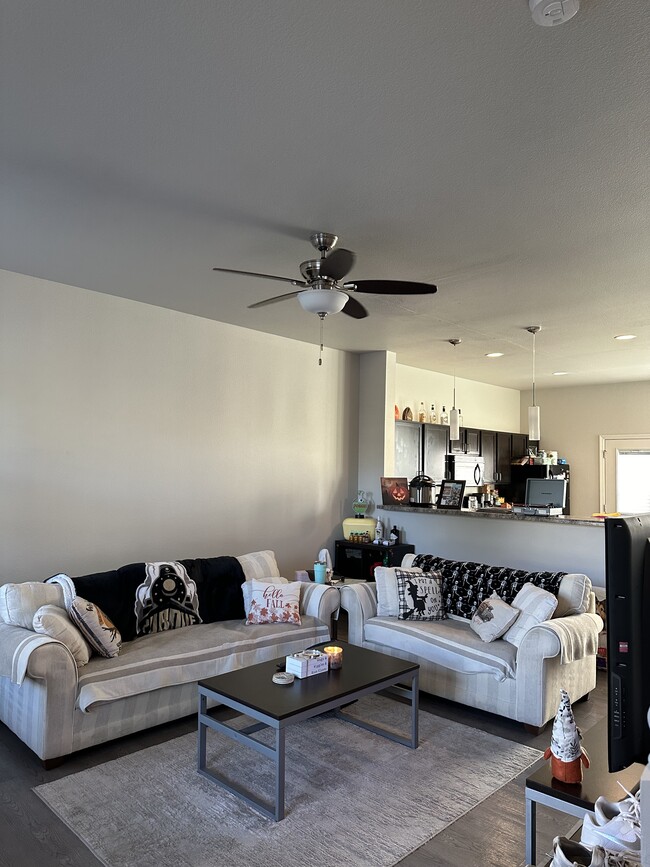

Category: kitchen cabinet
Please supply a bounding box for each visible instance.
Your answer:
[494,432,529,484]
[481,430,497,483]
[334,540,415,581]
[395,421,422,479]
[447,427,480,456]
[423,423,449,483]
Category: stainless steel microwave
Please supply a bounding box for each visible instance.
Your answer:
[446,455,485,486]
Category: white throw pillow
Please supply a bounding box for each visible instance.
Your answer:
[470,593,520,643]
[32,604,92,666]
[237,551,280,582]
[503,582,558,648]
[375,566,423,617]
[0,582,66,629]
[241,576,288,613]
[554,573,591,618]
[68,596,122,658]
[245,579,301,625]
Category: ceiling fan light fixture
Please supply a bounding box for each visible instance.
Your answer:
[298,288,348,316]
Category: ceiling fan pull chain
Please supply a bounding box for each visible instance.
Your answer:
[319,314,324,365]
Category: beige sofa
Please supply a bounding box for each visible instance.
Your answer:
[0,551,339,765]
[340,553,603,730]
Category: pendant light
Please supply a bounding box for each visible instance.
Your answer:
[526,326,541,441]
[448,339,461,441]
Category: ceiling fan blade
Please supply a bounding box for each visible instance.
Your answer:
[213,267,307,287]
[320,248,356,281]
[248,291,303,309]
[346,280,437,295]
[341,294,368,319]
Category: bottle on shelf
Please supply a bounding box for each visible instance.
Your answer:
[440,405,449,425]
[429,403,437,423]
[390,525,400,544]
[418,401,427,423]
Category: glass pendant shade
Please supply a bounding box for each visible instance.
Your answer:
[449,407,460,441]
[298,288,348,315]
[528,404,541,441]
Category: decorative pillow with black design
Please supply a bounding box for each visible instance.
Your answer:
[135,562,202,636]
[375,566,423,617]
[68,596,122,658]
[396,570,446,621]
[470,593,520,642]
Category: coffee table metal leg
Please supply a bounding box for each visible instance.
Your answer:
[411,670,419,749]
[526,793,537,865]
[275,727,285,821]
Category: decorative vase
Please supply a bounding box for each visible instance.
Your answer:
[352,491,368,517]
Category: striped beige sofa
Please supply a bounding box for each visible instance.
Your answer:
[340,553,603,731]
[0,551,339,765]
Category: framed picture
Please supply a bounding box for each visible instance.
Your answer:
[436,480,465,510]
[380,476,409,506]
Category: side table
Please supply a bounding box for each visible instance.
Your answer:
[525,718,642,865]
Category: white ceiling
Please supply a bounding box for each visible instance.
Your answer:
[1,1,648,390]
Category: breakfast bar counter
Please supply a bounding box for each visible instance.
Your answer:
[376,505,606,588]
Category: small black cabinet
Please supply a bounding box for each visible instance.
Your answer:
[334,540,415,581]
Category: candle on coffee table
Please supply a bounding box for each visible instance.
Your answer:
[324,645,343,669]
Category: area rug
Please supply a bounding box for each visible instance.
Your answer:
[35,696,541,867]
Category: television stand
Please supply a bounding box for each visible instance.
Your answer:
[524,718,643,865]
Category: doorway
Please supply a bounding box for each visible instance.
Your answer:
[599,435,650,514]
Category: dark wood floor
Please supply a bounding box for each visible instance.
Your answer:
[0,667,607,867]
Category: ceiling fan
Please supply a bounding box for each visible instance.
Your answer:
[213,232,438,320]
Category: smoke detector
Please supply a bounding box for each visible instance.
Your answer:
[530,0,579,26]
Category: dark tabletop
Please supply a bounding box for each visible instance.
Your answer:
[526,718,643,810]
[199,640,419,722]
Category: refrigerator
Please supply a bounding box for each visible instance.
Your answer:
[506,463,570,514]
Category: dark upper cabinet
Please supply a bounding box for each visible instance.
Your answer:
[512,433,529,460]
[395,420,422,479]
[448,427,480,456]
[496,432,513,484]
[423,423,449,482]
[481,430,497,483]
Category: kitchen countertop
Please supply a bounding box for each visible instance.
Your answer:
[378,504,603,528]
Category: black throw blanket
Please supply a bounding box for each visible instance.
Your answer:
[54,555,246,642]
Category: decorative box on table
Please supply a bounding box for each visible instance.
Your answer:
[285,650,329,679]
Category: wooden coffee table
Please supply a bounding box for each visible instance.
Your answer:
[198,641,419,820]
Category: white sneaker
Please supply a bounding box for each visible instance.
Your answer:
[581,811,641,856]
[594,784,641,828]
[552,837,640,867]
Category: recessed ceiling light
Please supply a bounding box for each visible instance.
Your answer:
[553,371,569,376]
[485,352,504,358]
[614,334,637,340]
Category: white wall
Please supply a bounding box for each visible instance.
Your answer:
[0,270,359,581]
[520,381,650,516]
[396,364,521,432]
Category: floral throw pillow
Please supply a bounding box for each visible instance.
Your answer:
[246,580,301,626]
[396,570,446,621]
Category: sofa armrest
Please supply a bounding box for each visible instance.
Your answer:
[519,612,603,664]
[339,583,378,645]
[0,620,77,685]
[300,583,340,624]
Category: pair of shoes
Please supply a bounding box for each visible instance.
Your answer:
[551,836,640,866]
[581,784,641,857]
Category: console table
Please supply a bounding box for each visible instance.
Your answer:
[525,718,643,865]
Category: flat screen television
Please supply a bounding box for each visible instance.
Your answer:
[605,514,650,771]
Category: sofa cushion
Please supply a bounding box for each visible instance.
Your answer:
[245,579,301,625]
[503,583,558,648]
[375,567,423,617]
[32,604,91,666]
[396,572,446,621]
[554,573,591,618]
[237,550,281,582]
[74,616,329,712]
[470,593,520,642]
[68,597,122,658]
[364,616,517,681]
[0,582,65,629]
